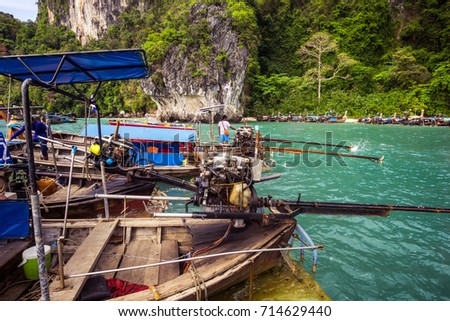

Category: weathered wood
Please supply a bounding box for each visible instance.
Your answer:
[94,243,123,279]
[49,219,119,301]
[189,221,230,248]
[159,240,179,284]
[0,240,32,269]
[42,218,188,229]
[0,268,33,301]
[119,218,188,228]
[143,242,161,286]
[125,227,132,245]
[156,227,162,244]
[111,219,295,301]
[115,239,161,285]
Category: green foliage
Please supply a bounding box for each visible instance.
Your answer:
[388,48,430,90]
[226,0,259,50]
[426,62,450,114]
[0,12,23,52]
[1,0,449,118]
[330,1,394,66]
[247,0,449,118]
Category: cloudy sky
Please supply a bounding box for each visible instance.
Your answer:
[0,0,38,21]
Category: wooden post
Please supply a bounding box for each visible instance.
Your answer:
[248,260,254,300]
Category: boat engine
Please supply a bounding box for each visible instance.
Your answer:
[232,126,265,159]
[101,135,135,167]
[193,153,259,227]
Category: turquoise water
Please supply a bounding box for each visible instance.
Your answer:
[1,119,449,300]
[252,122,450,301]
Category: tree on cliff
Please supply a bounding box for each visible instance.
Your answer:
[298,32,356,115]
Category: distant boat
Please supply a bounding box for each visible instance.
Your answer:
[305,115,320,123]
[84,120,197,168]
[43,113,76,124]
[324,111,347,123]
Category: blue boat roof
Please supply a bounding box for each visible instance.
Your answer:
[83,124,196,143]
[0,49,149,85]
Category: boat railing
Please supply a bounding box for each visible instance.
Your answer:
[63,244,322,281]
[289,223,319,273]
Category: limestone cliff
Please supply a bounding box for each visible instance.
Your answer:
[140,4,248,122]
[44,0,149,45]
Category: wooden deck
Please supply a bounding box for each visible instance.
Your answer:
[0,237,33,301]
[0,239,33,288]
[45,218,189,300]
[1,217,300,301]
[49,219,119,301]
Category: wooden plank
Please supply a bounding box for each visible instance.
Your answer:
[143,242,161,286]
[125,227,132,245]
[158,240,179,284]
[42,218,188,229]
[0,240,32,268]
[156,227,162,244]
[114,241,145,284]
[94,243,123,279]
[115,240,161,285]
[49,219,119,301]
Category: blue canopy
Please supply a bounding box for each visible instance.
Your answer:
[0,49,149,85]
[84,124,197,143]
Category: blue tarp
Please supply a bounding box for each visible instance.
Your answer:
[0,49,149,85]
[138,153,184,166]
[0,201,30,238]
[84,124,197,143]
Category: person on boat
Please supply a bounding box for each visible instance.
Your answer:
[8,116,49,160]
[218,115,235,144]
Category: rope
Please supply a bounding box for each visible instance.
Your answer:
[183,221,232,273]
[147,188,169,211]
[188,262,208,301]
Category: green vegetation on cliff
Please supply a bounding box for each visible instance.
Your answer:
[0,0,449,118]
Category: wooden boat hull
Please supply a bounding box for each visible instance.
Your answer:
[6,167,156,219]
[111,218,297,301]
[8,134,200,178]
[20,216,301,301]
[39,179,154,219]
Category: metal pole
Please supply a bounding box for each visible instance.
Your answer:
[7,76,11,120]
[62,146,77,237]
[95,194,192,201]
[38,135,88,152]
[45,115,59,176]
[22,78,50,300]
[210,111,214,143]
[57,237,65,289]
[154,211,293,220]
[94,102,110,220]
[100,161,110,220]
[66,245,322,279]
